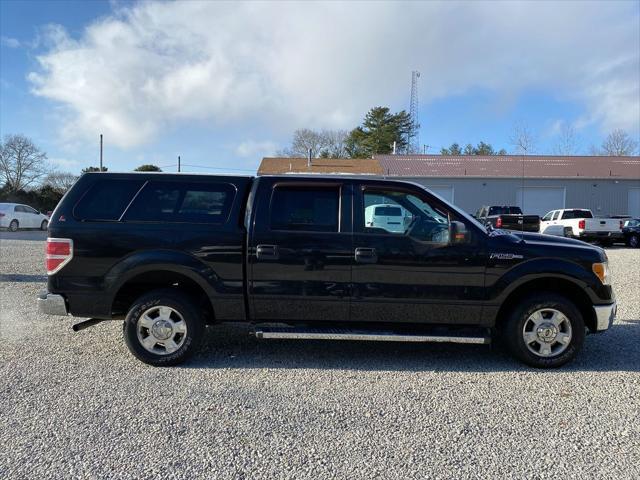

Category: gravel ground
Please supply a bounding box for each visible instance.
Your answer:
[1,230,639,479]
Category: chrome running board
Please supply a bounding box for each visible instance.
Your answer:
[253,326,490,345]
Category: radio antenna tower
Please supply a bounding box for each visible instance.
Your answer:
[409,70,420,154]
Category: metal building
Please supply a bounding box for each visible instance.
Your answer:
[258,155,640,217]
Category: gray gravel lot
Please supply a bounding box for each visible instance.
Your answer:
[1,230,639,479]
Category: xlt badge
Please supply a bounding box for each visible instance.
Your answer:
[490,253,524,260]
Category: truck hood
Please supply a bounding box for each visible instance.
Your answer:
[511,231,591,247]
[491,230,606,262]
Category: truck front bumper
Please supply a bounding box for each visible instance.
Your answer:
[38,291,68,316]
[593,302,616,332]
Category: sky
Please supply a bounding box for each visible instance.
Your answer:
[1,0,639,175]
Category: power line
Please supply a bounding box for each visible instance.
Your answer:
[182,164,256,172]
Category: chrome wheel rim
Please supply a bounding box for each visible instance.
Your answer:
[136,306,187,355]
[522,308,572,357]
[10,221,18,231]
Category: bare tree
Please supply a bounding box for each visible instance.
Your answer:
[0,134,49,191]
[279,128,348,158]
[552,124,579,155]
[509,122,537,155]
[43,171,78,193]
[319,129,348,158]
[594,129,639,156]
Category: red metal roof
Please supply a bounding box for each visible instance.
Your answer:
[375,155,640,179]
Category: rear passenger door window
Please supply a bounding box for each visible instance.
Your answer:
[269,186,340,232]
[123,181,235,224]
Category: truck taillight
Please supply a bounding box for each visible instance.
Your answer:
[496,217,502,228]
[578,220,585,229]
[46,238,73,275]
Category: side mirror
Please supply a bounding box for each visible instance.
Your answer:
[449,221,468,244]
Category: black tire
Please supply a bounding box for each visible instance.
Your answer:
[628,234,639,248]
[503,293,585,368]
[123,288,204,366]
[40,220,48,231]
[9,219,18,232]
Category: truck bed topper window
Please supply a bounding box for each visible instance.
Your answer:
[122,181,236,224]
[73,179,145,222]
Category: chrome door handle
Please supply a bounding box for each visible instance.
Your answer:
[256,244,279,260]
[354,247,377,264]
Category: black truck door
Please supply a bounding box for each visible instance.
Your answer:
[351,182,485,325]
[248,178,353,322]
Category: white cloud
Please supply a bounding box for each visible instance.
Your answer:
[49,157,80,170]
[235,140,277,159]
[1,36,20,48]
[28,1,640,148]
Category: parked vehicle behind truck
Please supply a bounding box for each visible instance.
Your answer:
[39,173,616,368]
[622,218,640,248]
[475,205,540,232]
[0,203,50,231]
[540,209,623,245]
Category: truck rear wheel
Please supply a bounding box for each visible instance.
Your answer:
[123,289,204,366]
[503,293,585,368]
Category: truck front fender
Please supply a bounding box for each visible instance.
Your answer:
[487,257,606,306]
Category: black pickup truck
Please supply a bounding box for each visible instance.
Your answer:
[475,205,540,232]
[39,173,616,368]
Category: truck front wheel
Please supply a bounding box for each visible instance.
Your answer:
[123,289,204,366]
[503,293,585,368]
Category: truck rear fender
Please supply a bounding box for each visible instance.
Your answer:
[105,250,243,322]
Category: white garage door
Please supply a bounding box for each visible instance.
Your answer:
[629,188,640,217]
[516,187,565,216]
[424,185,454,203]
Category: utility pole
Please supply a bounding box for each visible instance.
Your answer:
[99,134,103,171]
[409,70,420,154]
[178,155,181,172]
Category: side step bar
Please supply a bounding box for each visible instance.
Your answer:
[253,326,490,345]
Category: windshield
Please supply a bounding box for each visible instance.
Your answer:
[416,184,487,232]
[374,206,402,216]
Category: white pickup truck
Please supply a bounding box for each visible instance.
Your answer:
[540,209,624,245]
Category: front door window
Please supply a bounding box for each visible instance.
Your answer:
[362,190,451,244]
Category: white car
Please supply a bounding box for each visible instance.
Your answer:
[539,208,623,245]
[0,203,50,231]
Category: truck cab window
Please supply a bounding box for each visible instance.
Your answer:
[363,190,450,243]
[270,186,340,232]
